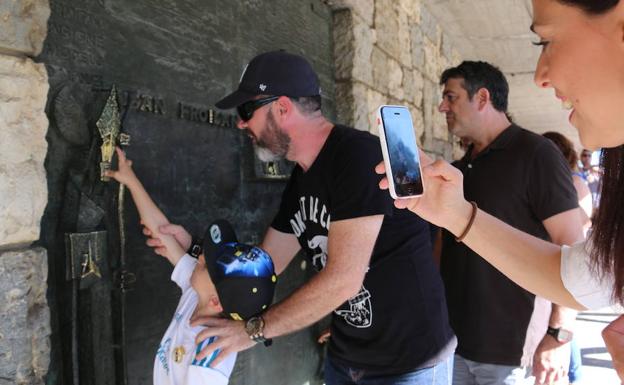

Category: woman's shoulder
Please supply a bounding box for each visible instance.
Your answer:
[561,241,614,310]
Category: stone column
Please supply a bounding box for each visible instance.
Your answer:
[0,1,51,384]
[329,0,462,159]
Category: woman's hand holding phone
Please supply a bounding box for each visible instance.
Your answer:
[375,154,473,237]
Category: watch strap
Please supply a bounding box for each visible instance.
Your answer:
[250,333,272,346]
[187,236,203,258]
[546,326,573,343]
[546,326,559,338]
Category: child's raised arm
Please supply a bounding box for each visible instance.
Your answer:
[106,147,185,265]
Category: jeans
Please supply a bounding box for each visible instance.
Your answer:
[568,339,583,383]
[324,356,453,385]
[452,354,527,385]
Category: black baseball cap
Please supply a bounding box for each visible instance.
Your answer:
[202,220,277,320]
[215,50,321,109]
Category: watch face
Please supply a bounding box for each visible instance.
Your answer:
[558,329,573,343]
[246,316,263,335]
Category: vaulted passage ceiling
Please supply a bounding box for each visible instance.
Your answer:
[423,0,581,148]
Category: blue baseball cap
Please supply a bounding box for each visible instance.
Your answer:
[202,220,277,320]
[215,50,321,109]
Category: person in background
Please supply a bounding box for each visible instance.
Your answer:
[543,132,593,235]
[436,61,582,385]
[579,149,602,210]
[543,131,592,384]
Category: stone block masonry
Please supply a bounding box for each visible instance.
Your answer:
[330,0,463,159]
[0,247,50,385]
[0,55,48,246]
[0,0,50,384]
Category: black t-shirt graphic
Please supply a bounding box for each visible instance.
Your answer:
[272,125,456,374]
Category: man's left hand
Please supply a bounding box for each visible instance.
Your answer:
[190,316,256,367]
[532,334,570,385]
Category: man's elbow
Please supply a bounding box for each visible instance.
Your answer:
[341,277,366,299]
[322,262,368,302]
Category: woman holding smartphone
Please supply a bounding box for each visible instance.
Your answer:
[377,0,624,380]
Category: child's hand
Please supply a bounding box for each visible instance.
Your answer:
[143,223,193,255]
[105,147,137,186]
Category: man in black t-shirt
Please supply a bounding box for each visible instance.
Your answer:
[437,61,584,385]
[151,50,456,384]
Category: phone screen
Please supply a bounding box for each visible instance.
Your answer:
[380,106,424,197]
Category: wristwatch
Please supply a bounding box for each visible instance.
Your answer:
[546,326,574,343]
[186,236,203,258]
[245,316,272,347]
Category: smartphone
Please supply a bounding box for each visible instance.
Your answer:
[377,105,424,199]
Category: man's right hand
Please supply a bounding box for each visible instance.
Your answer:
[143,223,192,257]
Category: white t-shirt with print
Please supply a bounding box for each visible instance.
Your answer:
[153,254,236,385]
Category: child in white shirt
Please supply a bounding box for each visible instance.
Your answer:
[106,148,276,385]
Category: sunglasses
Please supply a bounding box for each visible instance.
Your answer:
[237,96,279,122]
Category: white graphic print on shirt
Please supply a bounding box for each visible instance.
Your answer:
[335,287,372,328]
[307,235,328,271]
[289,195,373,329]
[289,196,331,237]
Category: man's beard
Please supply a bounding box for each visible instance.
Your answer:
[254,109,290,162]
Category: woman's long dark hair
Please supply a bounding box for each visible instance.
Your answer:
[591,146,624,304]
[557,0,624,303]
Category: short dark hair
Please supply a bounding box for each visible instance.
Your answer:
[290,95,322,115]
[440,61,509,113]
[558,0,618,14]
[542,131,578,170]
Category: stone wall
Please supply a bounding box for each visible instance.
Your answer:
[0,1,466,383]
[330,0,463,160]
[0,247,50,384]
[0,1,51,384]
